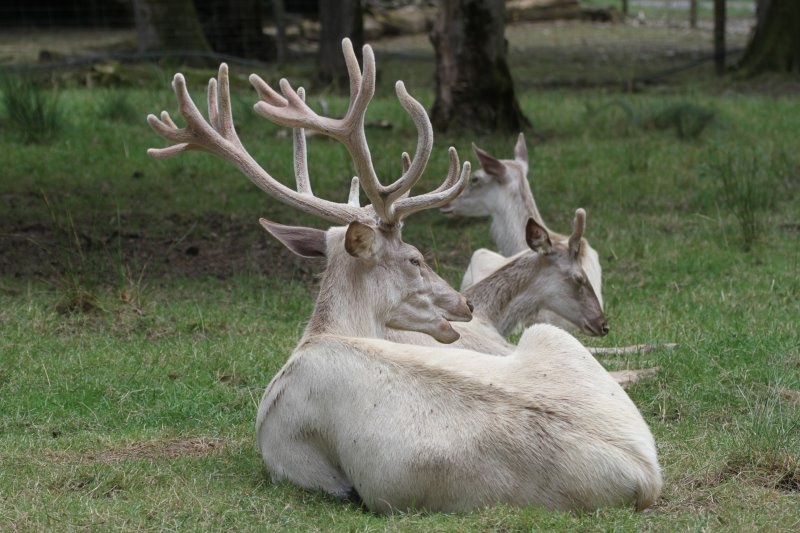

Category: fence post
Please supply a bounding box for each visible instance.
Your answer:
[272,0,287,63]
[622,0,628,17]
[690,0,698,28]
[714,0,726,74]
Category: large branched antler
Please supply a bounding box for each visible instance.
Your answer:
[250,38,468,226]
[147,38,469,228]
[147,64,364,225]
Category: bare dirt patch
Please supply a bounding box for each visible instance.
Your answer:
[0,210,322,284]
[47,436,225,464]
[777,387,800,406]
[707,452,800,494]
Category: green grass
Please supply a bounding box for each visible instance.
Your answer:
[1,74,64,144]
[1,63,799,530]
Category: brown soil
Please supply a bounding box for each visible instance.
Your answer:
[0,210,323,284]
[47,436,225,464]
[707,451,800,494]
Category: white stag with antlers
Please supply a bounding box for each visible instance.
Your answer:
[148,39,661,514]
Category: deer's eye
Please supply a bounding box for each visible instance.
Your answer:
[410,258,421,267]
[573,274,586,285]
[470,177,480,185]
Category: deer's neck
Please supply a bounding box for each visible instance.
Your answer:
[463,252,546,336]
[490,173,547,257]
[518,174,546,231]
[490,213,528,257]
[303,267,384,341]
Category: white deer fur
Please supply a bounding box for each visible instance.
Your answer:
[442,133,603,311]
[258,318,662,513]
[386,217,654,389]
[267,223,474,344]
[256,225,661,513]
[149,39,661,515]
[388,214,608,354]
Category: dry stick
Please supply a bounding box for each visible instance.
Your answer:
[609,368,660,389]
[588,343,678,356]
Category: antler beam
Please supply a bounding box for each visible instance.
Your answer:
[147,64,364,225]
[147,39,469,229]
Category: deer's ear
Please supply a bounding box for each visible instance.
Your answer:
[259,218,327,258]
[514,132,528,164]
[568,208,586,260]
[472,144,507,183]
[525,218,552,254]
[345,221,376,259]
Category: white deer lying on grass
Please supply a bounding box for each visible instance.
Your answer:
[440,133,603,306]
[387,214,659,387]
[388,212,608,350]
[442,135,674,359]
[147,39,662,513]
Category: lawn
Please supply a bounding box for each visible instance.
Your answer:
[1,30,799,530]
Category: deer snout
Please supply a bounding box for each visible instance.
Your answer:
[446,295,473,323]
[591,319,609,337]
[466,300,474,313]
[583,318,609,337]
[433,319,461,344]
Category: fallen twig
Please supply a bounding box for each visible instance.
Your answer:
[610,367,660,389]
[589,343,677,356]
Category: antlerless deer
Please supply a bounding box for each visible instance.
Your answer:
[440,135,674,359]
[441,134,604,326]
[148,39,662,513]
[387,213,608,346]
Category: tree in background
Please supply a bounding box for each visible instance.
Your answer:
[195,0,276,61]
[133,0,211,54]
[430,0,529,133]
[738,0,800,75]
[317,0,363,90]
[134,0,274,61]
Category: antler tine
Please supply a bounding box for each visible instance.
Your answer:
[394,146,461,206]
[250,39,389,222]
[293,87,311,195]
[249,38,373,139]
[392,146,460,202]
[568,208,586,257]
[148,64,365,225]
[147,73,217,156]
[430,147,462,194]
[213,65,236,142]
[398,153,412,200]
[348,177,361,207]
[342,38,369,121]
[376,81,434,210]
[393,158,471,221]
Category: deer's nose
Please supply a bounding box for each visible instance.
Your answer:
[600,321,609,336]
[466,300,474,313]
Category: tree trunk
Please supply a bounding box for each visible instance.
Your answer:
[738,0,800,75]
[317,0,363,91]
[430,0,529,134]
[272,0,288,63]
[132,0,211,54]
[713,0,726,75]
[195,0,276,61]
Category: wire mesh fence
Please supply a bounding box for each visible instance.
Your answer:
[0,1,757,89]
